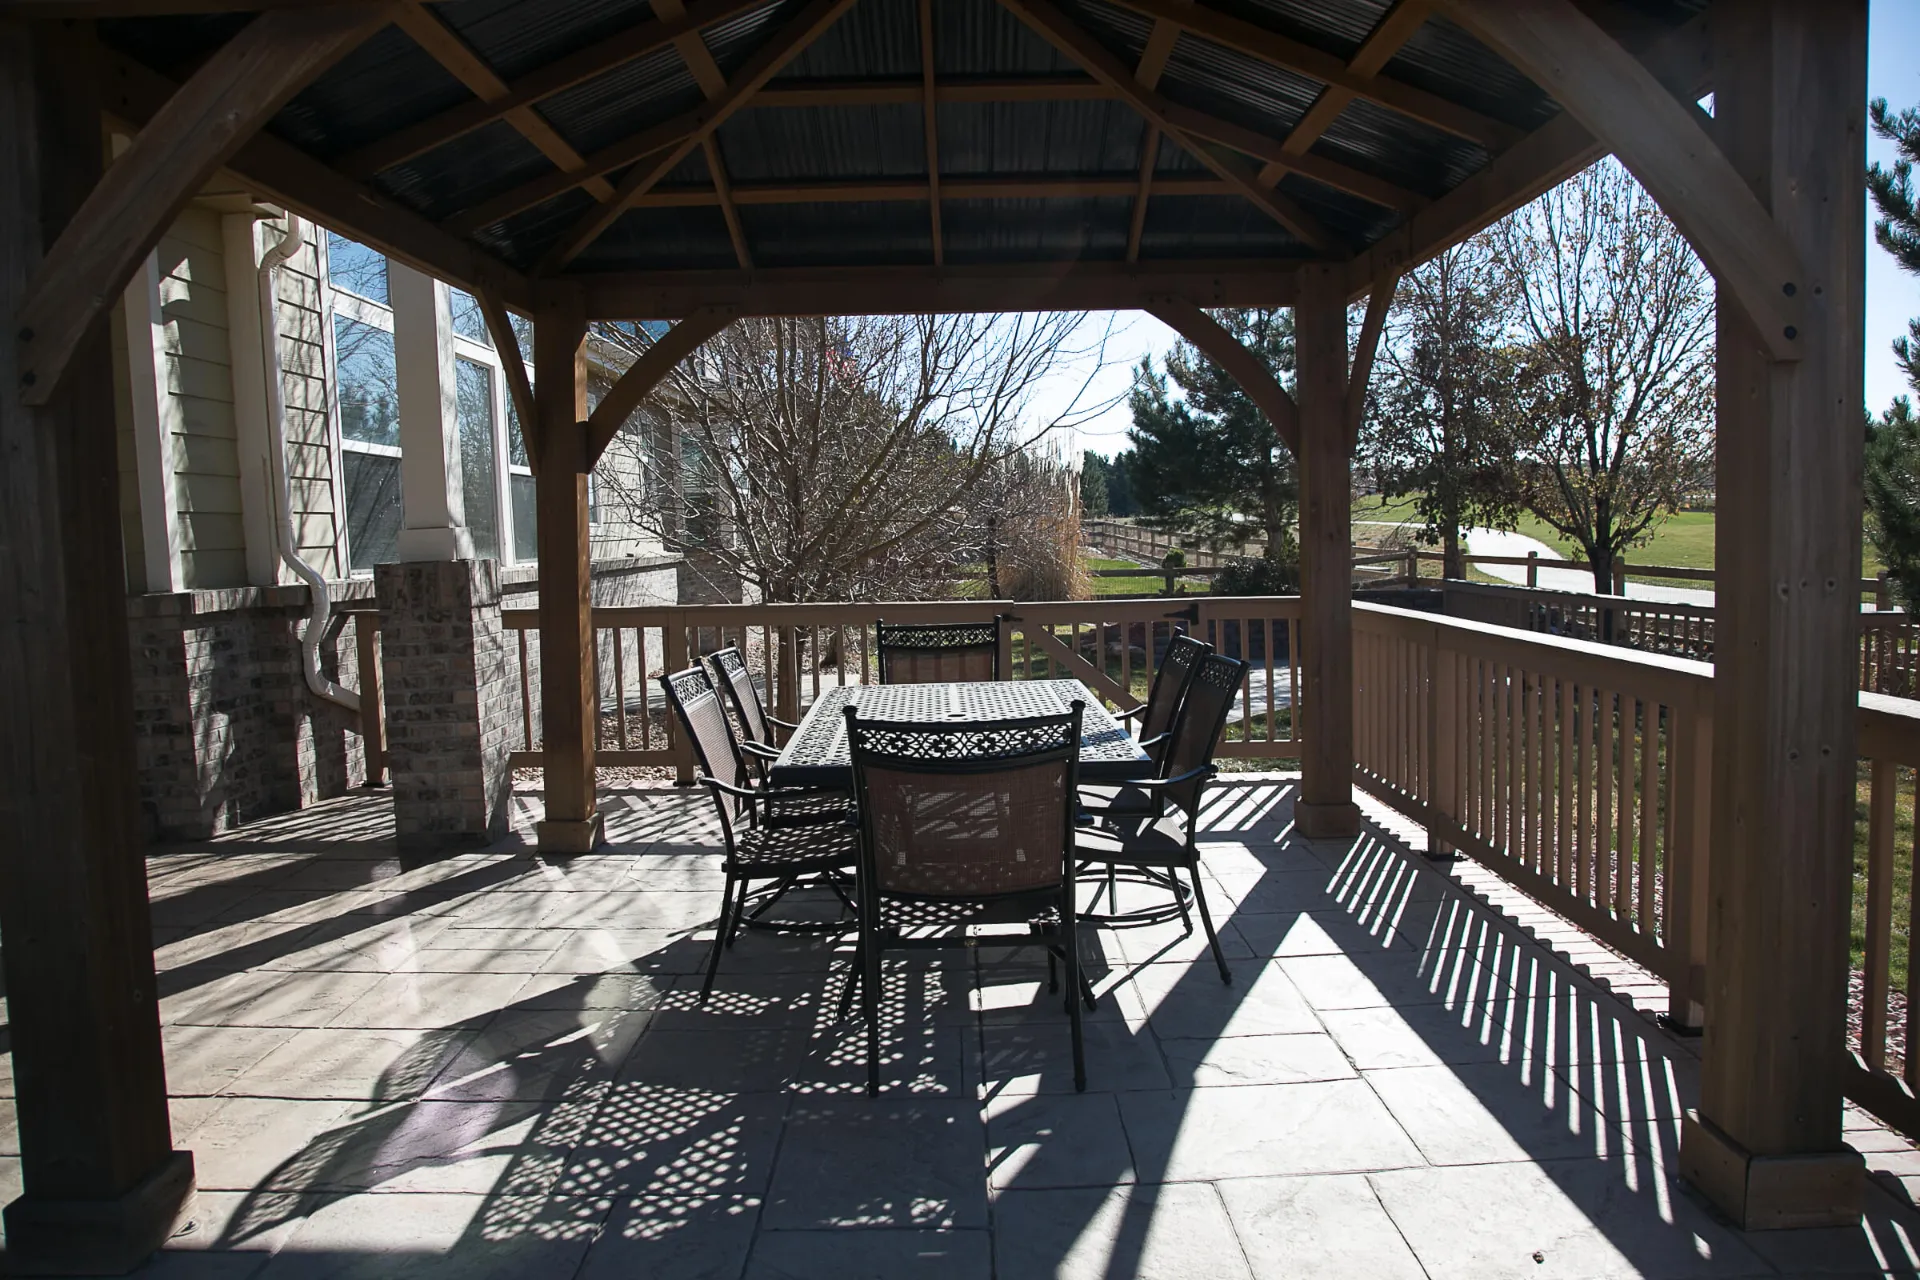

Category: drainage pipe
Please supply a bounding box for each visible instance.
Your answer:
[258,214,359,714]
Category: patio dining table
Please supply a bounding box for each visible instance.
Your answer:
[766,678,1153,790]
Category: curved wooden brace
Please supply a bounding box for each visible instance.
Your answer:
[1147,297,1301,457]
[584,306,736,463]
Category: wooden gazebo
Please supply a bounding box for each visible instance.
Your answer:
[0,0,1865,1267]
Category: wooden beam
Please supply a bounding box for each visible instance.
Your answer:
[475,283,536,468]
[1346,273,1395,444]
[541,0,858,271]
[577,259,1305,318]
[757,74,1116,107]
[584,306,735,461]
[1342,13,1708,299]
[390,0,614,201]
[336,0,768,178]
[1256,0,1431,188]
[919,0,943,265]
[532,290,600,853]
[1146,297,1299,455]
[14,3,389,403]
[1159,99,1421,212]
[997,0,1333,249]
[1126,17,1179,264]
[704,138,753,269]
[0,22,191,1269]
[655,0,751,266]
[1109,0,1520,151]
[1441,0,1804,361]
[629,174,1241,206]
[99,47,537,311]
[0,0,338,11]
[1680,0,1867,1229]
[1292,263,1358,839]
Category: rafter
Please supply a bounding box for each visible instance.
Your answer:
[919,0,943,265]
[1108,0,1520,151]
[337,0,768,179]
[584,307,736,461]
[651,0,754,269]
[540,0,858,272]
[1126,13,1181,263]
[1254,0,1430,189]
[391,0,614,202]
[1441,0,1802,360]
[17,4,390,403]
[997,0,1332,250]
[99,47,536,312]
[628,175,1241,206]
[756,75,1115,107]
[1342,13,1708,299]
[704,137,753,268]
[578,260,1303,319]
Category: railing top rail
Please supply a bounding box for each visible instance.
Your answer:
[1442,579,1717,618]
[1355,600,1715,706]
[1860,690,1920,764]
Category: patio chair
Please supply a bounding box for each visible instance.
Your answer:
[1078,651,1250,984]
[874,617,1004,683]
[660,665,859,999]
[1080,632,1212,826]
[707,645,795,774]
[844,699,1093,1094]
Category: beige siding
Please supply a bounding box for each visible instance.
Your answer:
[154,208,245,590]
[268,221,341,579]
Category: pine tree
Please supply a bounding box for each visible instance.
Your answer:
[1079,450,1111,518]
[1125,309,1298,567]
[1866,99,1920,610]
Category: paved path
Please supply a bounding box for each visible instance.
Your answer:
[1461,528,1717,606]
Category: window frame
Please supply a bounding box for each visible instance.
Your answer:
[319,232,404,577]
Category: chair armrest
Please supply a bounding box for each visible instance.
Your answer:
[768,714,800,732]
[1123,764,1216,791]
[1116,704,1148,724]
[1135,730,1170,752]
[699,775,765,801]
[741,740,782,761]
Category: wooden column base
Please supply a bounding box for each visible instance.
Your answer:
[1294,800,1360,841]
[537,813,604,854]
[1679,1112,1863,1230]
[2,1149,195,1274]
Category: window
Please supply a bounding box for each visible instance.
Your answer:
[455,356,500,560]
[508,400,537,563]
[449,286,490,346]
[325,233,403,572]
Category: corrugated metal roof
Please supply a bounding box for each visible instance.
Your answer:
[98,0,1702,280]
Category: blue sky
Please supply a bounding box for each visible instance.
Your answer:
[1052,6,1920,456]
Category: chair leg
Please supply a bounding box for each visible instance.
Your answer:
[1188,862,1231,985]
[835,939,861,1024]
[863,930,884,1097]
[1063,924,1087,1093]
[701,872,739,1002]
[1047,947,1059,995]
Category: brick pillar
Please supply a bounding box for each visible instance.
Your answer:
[376,559,515,850]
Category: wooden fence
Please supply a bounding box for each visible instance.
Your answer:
[1850,693,1920,1136]
[499,595,1310,776]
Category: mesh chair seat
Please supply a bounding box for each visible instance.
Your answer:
[874,893,1062,934]
[764,791,856,828]
[1076,783,1158,821]
[731,822,858,875]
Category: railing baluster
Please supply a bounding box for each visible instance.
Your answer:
[1637,701,1659,932]
[519,630,534,751]
[1559,678,1576,896]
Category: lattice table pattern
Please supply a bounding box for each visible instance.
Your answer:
[768,680,1152,788]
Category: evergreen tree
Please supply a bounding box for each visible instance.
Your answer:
[1104,450,1140,517]
[1126,309,1297,565]
[1866,99,1920,610]
[1079,450,1111,518]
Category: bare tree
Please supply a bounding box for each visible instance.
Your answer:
[1363,234,1531,579]
[593,313,1114,603]
[1496,160,1715,591]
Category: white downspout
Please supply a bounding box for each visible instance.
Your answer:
[259,215,359,714]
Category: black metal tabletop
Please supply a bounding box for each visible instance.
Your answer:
[766,679,1153,789]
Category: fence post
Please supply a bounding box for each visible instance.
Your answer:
[1613,562,1628,595]
[1877,570,1891,610]
[1404,548,1418,586]
[354,612,387,786]
[1527,551,1539,589]
[664,613,694,783]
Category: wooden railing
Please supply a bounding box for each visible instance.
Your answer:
[1850,694,1920,1135]
[498,595,1309,774]
[1442,580,1720,661]
[1352,603,1714,1028]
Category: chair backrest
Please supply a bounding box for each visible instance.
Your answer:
[845,704,1081,899]
[1140,632,1212,753]
[660,665,750,826]
[875,619,1002,684]
[1159,652,1250,819]
[707,646,772,749]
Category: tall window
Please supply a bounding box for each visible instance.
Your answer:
[448,286,527,564]
[326,232,402,571]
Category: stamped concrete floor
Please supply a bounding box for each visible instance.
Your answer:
[10,775,1920,1278]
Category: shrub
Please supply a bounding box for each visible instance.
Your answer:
[1214,555,1300,597]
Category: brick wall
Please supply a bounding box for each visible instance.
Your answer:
[127,580,374,841]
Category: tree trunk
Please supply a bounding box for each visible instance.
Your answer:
[1442,526,1464,580]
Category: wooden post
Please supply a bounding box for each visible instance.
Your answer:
[1678,0,1867,1230]
[1527,551,1540,588]
[532,289,602,853]
[0,22,194,1269]
[354,612,387,786]
[1294,265,1359,839]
